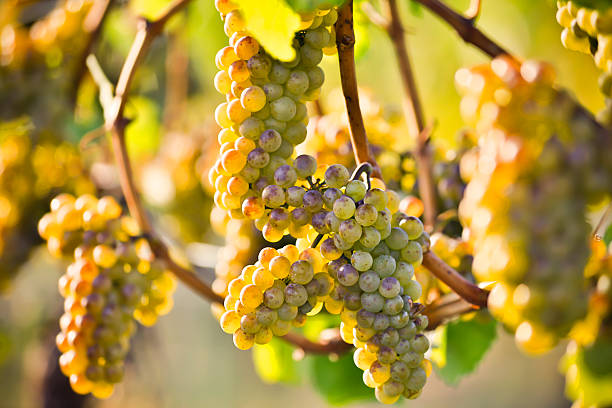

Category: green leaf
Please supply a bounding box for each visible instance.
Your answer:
[252,338,302,384]
[408,0,423,17]
[125,96,161,157]
[235,0,301,61]
[604,223,612,247]
[562,338,612,407]
[309,352,375,405]
[431,316,497,385]
[353,4,371,59]
[286,0,346,13]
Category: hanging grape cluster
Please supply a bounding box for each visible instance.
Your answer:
[560,238,612,408]
[556,0,612,125]
[456,57,612,354]
[38,194,176,398]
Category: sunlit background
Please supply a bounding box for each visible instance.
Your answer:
[0,0,602,406]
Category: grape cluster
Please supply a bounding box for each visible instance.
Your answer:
[556,1,612,125]
[209,1,337,222]
[38,194,176,398]
[456,57,612,353]
[0,120,94,291]
[561,239,612,408]
[219,245,334,349]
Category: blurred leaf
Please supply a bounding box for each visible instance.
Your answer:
[562,339,612,407]
[252,338,302,384]
[408,0,423,17]
[604,223,612,247]
[302,313,340,340]
[236,0,301,61]
[309,352,374,405]
[129,0,174,19]
[353,5,371,60]
[286,0,346,12]
[570,0,612,11]
[431,316,497,385]
[583,337,612,377]
[125,96,161,157]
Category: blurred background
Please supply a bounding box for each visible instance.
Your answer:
[0,0,601,406]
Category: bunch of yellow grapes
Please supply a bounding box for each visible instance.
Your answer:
[456,57,612,354]
[38,194,176,398]
[556,1,612,124]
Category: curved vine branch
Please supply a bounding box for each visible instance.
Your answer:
[423,292,478,329]
[413,0,516,61]
[364,0,438,231]
[422,251,489,307]
[335,1,382,179]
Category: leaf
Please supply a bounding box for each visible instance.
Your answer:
[309,352,375,405]
[431,315,497,385]
[562,339,612,407]
[125,96,161,157]
[604,223,612,247]
[252,338,302,384]
[408,0,423,17]
[235,0,301,61]
[286,0,346,12]
[353,3,371,60]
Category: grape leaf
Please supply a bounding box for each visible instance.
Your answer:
[235,0,301,61]
[570,0,612,11]
[286,0,346,12]
[562,339,612,407]
[604,223,612,247]
[125,96,161,157]
[252,338,302,384]
[431,316,497,386]
[408,0,423,17]
[309,352,375,405]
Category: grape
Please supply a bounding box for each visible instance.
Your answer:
[270,62,290,83]
[299,44,323,67]
[359,271,381,293]
[385,228,410,251]
[270,96,297,121]
[274,164,298,187]
[289,260,314,285]
[284,122,308,145]
[400,242,423,264]
[337,264,360,286]
[263,83,283,101]
[240,86,266,112]
[320,237,342,260]
[392,262,414,287]
[365,189,388,211]
[355,203,378,226]
[286,186,306,206]
[262,185,286,208]
[360,227,382,249]
[351,251,373,272]
[333,195,356,220]
[290,207,311,226]
[311,211,331,234]
[259,129,282,152]
[403,280,422,301]
[293,155,317,178]
[323,188,342,209]
[286,70,310,95]
[398,216,424,240]
[324,164,350,188]
[269,208,290,229]
[247,54,272,78]
[303,190,324,213]
[284,283,308,306]
[346,180,367,201]
[373,255,396,278]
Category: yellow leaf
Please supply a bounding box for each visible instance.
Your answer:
[236,0,300,61]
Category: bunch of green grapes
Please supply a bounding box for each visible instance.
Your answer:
[415,233,472,304]
[556,1,612,124]
[456,57,612,354]
[38,194,176,398]
[219,244,334,349]
[560,238,612,408]
[208,1,337,221]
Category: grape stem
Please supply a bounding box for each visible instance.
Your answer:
[423,293,478,329]
[422,251,489,308]
[351,162,373,189]
[412,0,516,60]
[464,0,482,21]
[86,0,224,305]
[337,1,490,310]
[363,0,439,231]
[335,1,382,179]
